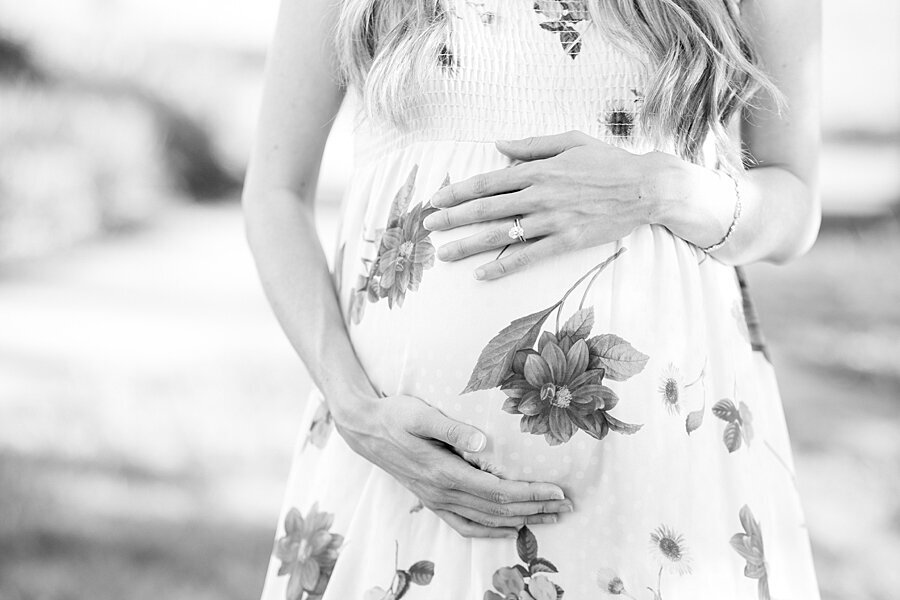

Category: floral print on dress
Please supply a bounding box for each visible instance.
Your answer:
[348,166,449,324]
[303,400,334,450]
[532,0,591,59]
[463,248,648,445]
[485,525,564,600]
[363,543,434,600]
[596,568,634,598]
[730,505,770,600]
[649,525,692,577]
[599,89,644,138]
[595,525,692,600]
[273,502,344,600]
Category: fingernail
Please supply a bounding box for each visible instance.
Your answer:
[550,489,565,501]
[468,432,486,452]
[473,268,485,280]
[422,216,434,230]
[560,502,574,513]
[436,246,448,260]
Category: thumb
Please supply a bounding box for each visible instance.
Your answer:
[426,413,488,453]
[495,130,589,160]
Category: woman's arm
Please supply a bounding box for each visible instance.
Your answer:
[421,0,821,275]
[655,0,822,265]
[243,0,570,537]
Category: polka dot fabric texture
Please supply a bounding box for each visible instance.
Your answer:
[258,2,821,599]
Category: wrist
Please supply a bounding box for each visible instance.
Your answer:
[640,151,692,227]
[644,152,736,249]
[322,379,380,434]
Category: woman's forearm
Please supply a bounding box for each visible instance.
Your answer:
[243,189,376,430]
[648,153,821,265]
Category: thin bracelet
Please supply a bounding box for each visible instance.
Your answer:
[701,170,743,254]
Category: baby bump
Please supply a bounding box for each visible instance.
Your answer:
[335,162,743,489]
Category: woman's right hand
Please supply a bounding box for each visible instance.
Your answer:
[331,392,574,539]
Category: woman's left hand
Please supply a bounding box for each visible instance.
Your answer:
[422,130,678,280]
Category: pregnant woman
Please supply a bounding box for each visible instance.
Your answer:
[243,0,822,598]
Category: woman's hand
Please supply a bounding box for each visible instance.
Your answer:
[421,130,679,280]
[332,392,574,538]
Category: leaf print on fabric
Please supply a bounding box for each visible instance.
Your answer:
[364,541,434,600]
[465,248,648,446]
[484,526,564,600]
[730,505,771,600]
[532,0,591,59]
[273,502,343,600]
[712,398,754,453]
[348,167,449,324]
[302,400,334,450]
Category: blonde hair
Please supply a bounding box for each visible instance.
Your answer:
[334,0,784,170]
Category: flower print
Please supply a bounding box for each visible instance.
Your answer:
[375,209,436,307]
[464,249,647,446]
[730,505,770,600]
[303,400,333,450]
[649,525,691,576]
[596,567,636,598]
[604,108,635,137]
[348,166,449,324]
[273,502,343,600]
[502,332,633,445]
[657,363,683,415]
[599,89,644,139]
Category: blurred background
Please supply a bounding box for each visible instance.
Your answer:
[0,1,897,599]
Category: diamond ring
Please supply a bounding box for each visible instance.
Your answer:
[508,217,527,243]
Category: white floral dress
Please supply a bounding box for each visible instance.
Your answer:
[258,1,821,599]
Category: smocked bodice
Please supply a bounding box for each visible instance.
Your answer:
[349,0,719,167]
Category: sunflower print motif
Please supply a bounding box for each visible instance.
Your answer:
[463,248,649,446]
[348,165,449,325]
[594,525,692,600]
